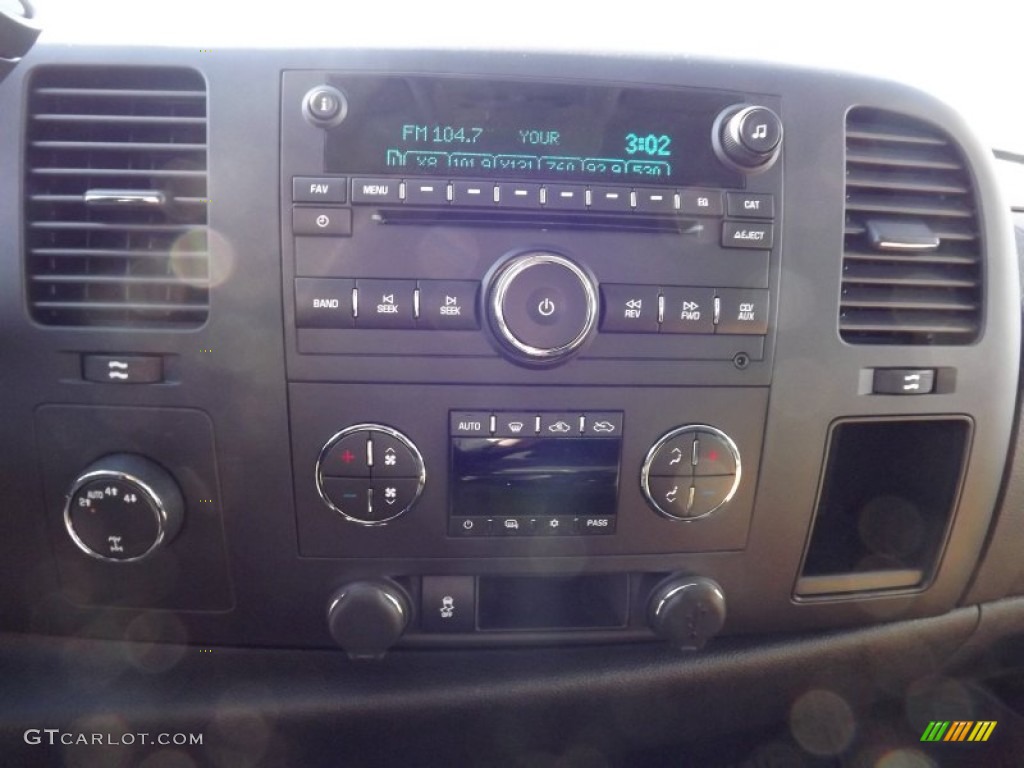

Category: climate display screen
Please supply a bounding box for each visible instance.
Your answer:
[324,75,743,186]
[450,437,621,519]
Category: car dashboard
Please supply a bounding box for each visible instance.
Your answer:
[3,6,1024,765]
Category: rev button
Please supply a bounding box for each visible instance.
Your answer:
[600,284,660,333]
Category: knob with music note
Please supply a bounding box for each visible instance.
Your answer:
[713,105,783,173]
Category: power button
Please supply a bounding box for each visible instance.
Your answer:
[489,253,598,363]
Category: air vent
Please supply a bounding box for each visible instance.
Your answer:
[841,108,982,344]
[25,67,209,328]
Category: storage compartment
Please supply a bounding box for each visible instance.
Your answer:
[796,417,971,597]
[477,574,629,630]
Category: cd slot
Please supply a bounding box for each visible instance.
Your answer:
[369,207,707,234]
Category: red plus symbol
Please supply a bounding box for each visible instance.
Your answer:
[340,450,355,464]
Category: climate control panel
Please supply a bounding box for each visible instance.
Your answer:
[315,425,426,525]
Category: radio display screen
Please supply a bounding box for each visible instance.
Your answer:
[450,437,621,519]
[324,75,743,186]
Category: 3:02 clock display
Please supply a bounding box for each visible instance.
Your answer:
[625,133,672,157]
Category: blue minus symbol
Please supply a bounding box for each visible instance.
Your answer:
[342,493,358,500]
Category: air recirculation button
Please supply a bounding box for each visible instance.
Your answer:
[641,426,741,520]
[316,424,425,525]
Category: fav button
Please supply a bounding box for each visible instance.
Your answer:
[292,177,347,203]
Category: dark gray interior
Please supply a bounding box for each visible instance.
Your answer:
[3,29,1024,767]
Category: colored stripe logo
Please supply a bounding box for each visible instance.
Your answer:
[920,721,996,742]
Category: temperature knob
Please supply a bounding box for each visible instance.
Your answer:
[327,580,411,659]
[714,105,783,172]
[64,454,184,563]
[648,575,727,650]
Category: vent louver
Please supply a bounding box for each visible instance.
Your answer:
[841,107,982,344]
[25,67,209,328]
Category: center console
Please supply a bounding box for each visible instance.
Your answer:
[281,70,779,653]
[3,52,1017,658]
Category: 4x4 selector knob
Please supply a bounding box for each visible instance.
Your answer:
[64,454,184,563]
[713,105,783,173]
[488,252,598,364]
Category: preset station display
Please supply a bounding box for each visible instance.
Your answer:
[323,75,745,187]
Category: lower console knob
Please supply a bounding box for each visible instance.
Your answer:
[326,580,410,659]
[648,575,726,651]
